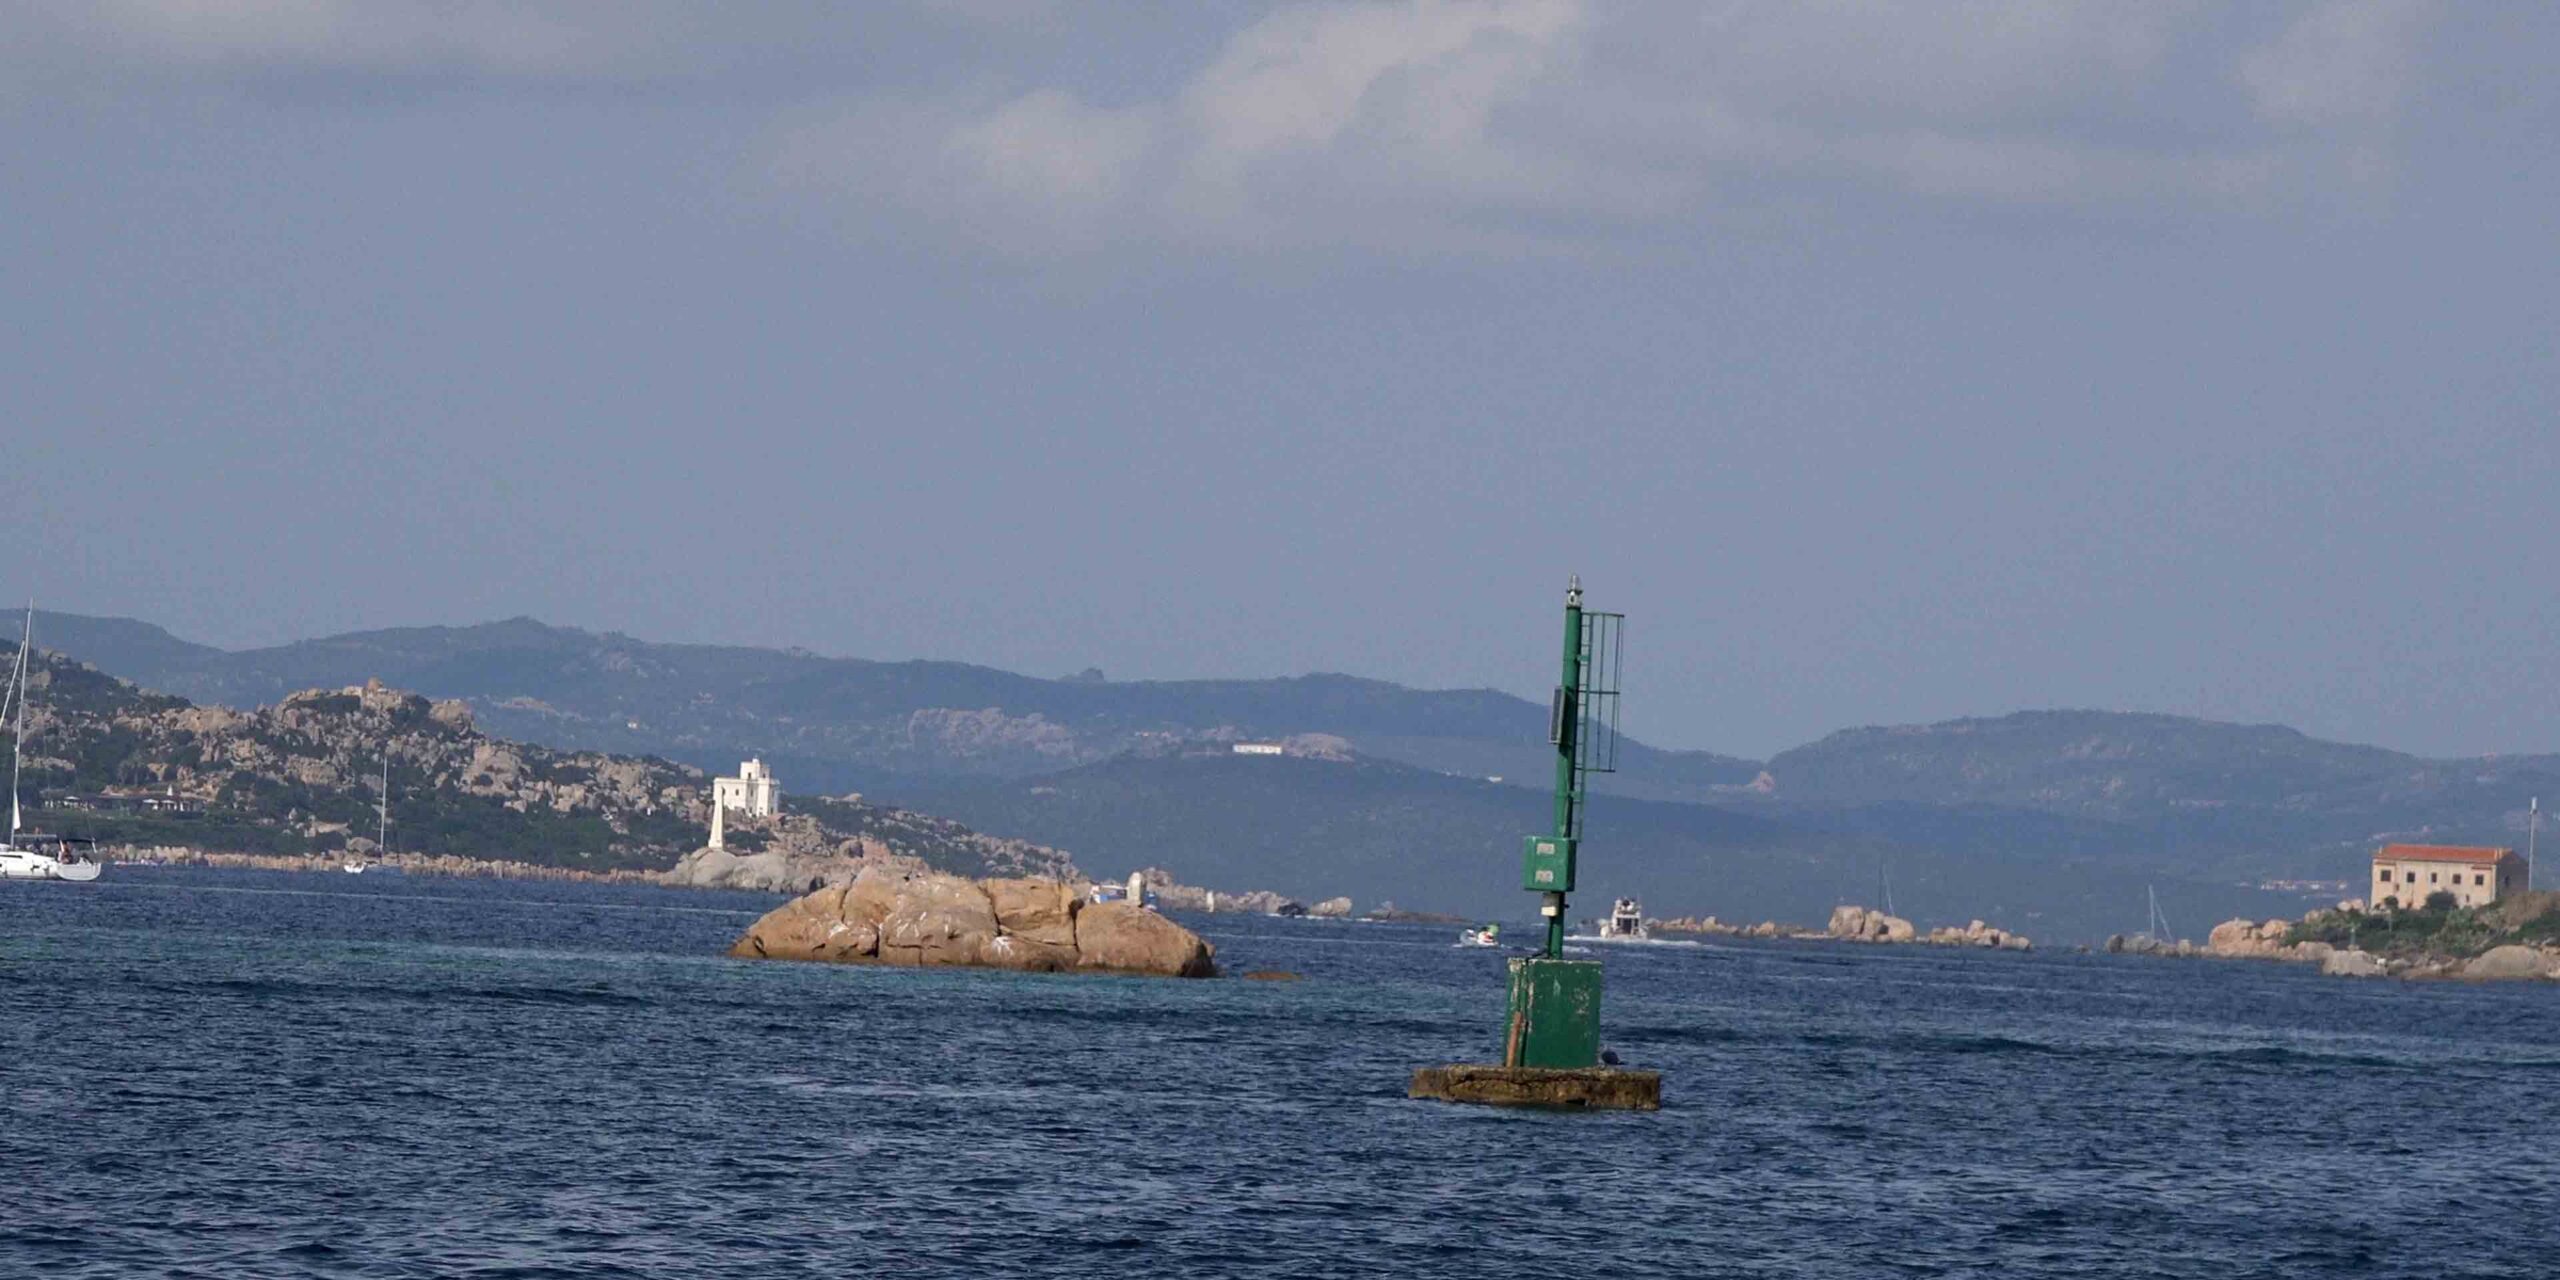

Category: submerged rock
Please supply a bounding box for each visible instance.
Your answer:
[729,872,1216,978]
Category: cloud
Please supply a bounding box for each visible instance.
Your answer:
[774,0,1596,253]
[763,1,2447,253]
[2240,0,2436,127]
[5,1,2449,251]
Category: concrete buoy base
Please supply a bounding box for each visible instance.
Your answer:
[1409,1064,1662,1111]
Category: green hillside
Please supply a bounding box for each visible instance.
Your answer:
[3,640,1060,878]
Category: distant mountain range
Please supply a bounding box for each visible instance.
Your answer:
[27,611,1763,799]
[890,746,2296,939]
[25,609,2555,940]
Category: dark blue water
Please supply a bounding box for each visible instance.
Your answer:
[5,869,2555,1278]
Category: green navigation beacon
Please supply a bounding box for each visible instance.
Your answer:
[1410,577,1659,1111]
[1508,575,1619,1064]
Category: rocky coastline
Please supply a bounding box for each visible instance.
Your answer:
[2123,899,2560,982]
[106,846,670,885]
[1654,904,2033,951]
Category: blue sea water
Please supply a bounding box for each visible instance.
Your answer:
[3,869,2556,1278]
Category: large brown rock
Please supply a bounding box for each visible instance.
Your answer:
[877,874,1000,967]
[843,866,904,927]
[2464,945,2560,981]
[729,874,1214,978]
[1075,903,1217,977]
[727,886,880,962]
[985,877,1081,948]
[2207,918,2284,958]
[980,934,1079,973]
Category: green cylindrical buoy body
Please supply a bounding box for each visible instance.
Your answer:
[1502,956,1602,1069]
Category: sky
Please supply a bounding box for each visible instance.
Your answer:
[2,1,2555,760]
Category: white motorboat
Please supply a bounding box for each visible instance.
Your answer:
[1457,923,1503,947]
[1568,897,1651,943]
[0,607,101,883]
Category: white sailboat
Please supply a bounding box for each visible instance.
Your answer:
[2135,883,2173,947]
[345,755,387,874]
[0,606,101,883]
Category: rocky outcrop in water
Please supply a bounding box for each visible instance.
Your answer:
[2203,918,2331,963]
[1653,908,2030,948]
[1308,897,1354,918]
[2190,902,2560,980]
[729,869,1216,977]
[1129,867,1299,915]
[1828,905,1915,942]
[2462,945,2560,981]
[1828,905,2031,951]
[2105,932,2199,957]
[1656,916,1794,938]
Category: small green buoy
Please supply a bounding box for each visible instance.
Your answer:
[1411,577,1660,1110]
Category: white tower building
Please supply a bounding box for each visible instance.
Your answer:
[712,758,781,819]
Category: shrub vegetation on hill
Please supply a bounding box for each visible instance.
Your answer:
[2285,891,2560,959]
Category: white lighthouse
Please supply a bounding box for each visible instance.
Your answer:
[712,758,780,819]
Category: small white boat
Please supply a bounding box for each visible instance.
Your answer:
[342,860,367,875]
[1089,871,1160,911]
[0,607,97,884]
[1457,923,1503,947]
[1567,897,1651,943]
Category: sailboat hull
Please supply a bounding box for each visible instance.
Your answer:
[0,850,102,882]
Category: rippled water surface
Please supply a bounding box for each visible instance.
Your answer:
[5,869,2556,1278]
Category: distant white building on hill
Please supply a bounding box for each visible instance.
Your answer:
[1232,743,1284,756]
[713,758,780,818]
[2370,843,2522,909]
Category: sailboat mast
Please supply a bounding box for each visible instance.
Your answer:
[8,605,29,836]
[379,754,391,852]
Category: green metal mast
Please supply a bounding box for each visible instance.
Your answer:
[1521,575,1621,958]
[1543,578,1585,957]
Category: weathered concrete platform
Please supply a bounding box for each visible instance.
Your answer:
[1409,1064,1662,1111]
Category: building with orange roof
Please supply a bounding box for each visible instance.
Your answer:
[2369,843,2525,910]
